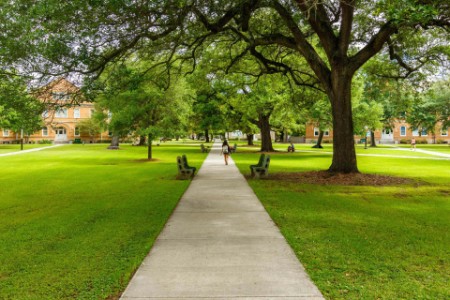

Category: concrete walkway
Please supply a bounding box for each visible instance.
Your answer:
[0,144,63,157]
[120,141,324,299]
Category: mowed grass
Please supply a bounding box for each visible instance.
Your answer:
[0,143,206,299]
[232,143,450,299]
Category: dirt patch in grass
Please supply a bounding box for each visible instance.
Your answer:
[267,171,421,186]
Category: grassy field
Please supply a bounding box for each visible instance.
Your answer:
[233,142,450,299]
[0,142,206,299]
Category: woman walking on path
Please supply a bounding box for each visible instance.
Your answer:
[221,140,231,165]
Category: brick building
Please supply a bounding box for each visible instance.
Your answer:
[305,121,449,144]
[0,78,110,144]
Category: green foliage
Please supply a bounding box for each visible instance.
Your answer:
[0,73,44,134]
[38,139,53,144]
[77,118,102,138]
[94,60,194,144]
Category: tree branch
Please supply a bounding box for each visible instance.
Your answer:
[294,0,338,58]
[350,21,398,72]
[338,0,355,55]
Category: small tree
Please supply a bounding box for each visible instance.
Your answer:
[77,118,102,143]
[0,73,44,141]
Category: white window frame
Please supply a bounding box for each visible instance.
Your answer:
[313,127,320,136]
[400,126,407,136]
[55,108,68,118]
[42,127,48,136]
[3,129,10,137]
[314,127,329,136]
[412,128,419,136]
[73,108,80,118]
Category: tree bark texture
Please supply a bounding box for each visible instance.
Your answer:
[312,130,324,148]
[328,68,358,173]
[205,129,210,143]
[258,114,274,152]
[247,133,254,146]
[138,135,146,146]
[107,135,120,150]
[147,134,153,159]
[370,131,377,147]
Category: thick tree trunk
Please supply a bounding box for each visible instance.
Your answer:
[138,135,146,146]
[247,133,254,146]
[205,129,210,143]
[328,69,358,173]
[107,135,120,150]
[312,130,324,148]
[370,131,377,147]
[259,114,274,152]
[283,130,289,143]
[147,134,153,159]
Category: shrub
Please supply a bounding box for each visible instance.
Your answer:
[436,139,448,144]
[38,139,53,144]
[418,139,428,144]
[399,139,410,144]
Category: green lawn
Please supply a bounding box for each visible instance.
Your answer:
[233,145,450,299]
[0,143,206,299]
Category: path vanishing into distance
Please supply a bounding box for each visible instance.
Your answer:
[0,144,63,157]
[120,141,325,299]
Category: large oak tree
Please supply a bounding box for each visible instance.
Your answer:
[3,0,449,172]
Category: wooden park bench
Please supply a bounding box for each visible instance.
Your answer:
[176,155,196,179]
[250,154,270,179]
[200,143,209,153]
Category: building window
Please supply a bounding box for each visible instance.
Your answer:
[441,128,448,136]
[3,129,10,137]
[412,128,427,136]
[74,108,80,118]
[313,128,319,136]
[74,127,80,136]
[55,108,68,118]
[314,128,329,136]
[42,110,49,118]
[52,92,70,101]
[108,131,113,137]
[42,127,48,136]
[400,126,406,136]
[421,128,428,136]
